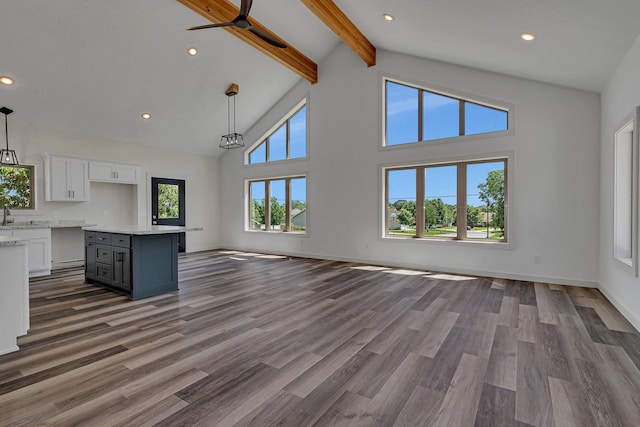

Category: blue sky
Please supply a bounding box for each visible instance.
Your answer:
[386,81,506,207]
[386,82,507,145]
[251,177,307,205]
[249,107,306,164]
[252,83,505,208]
[388,161,503,207]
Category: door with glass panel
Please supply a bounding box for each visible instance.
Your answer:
[151,177,185,253]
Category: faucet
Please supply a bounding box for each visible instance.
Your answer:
[2,205,10,226]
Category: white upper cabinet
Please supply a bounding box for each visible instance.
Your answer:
[89,161,139,184]
[45,156,90,201]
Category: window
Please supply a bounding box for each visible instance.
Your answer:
[614,108,639,272]
[0,165,35,209]
[247,103,307,164]
[385,158,507,242]
[248,176,307,233]
[385,79,509,146]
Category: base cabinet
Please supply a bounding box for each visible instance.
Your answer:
[85,231,177,299]
[0,242,29,355]
[1,228,51,277]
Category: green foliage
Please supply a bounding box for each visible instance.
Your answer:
[0,166,32,208]
[478,169,505,230]
[270,197,286,228]
[425,198,455,228]
[396,200,416,226]
[291,199,306,210]
[466,205,483,228]
[157,184,179,219]
[251,198,265,228]
[393,199,408,211]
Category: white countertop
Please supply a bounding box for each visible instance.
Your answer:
[0,236,28,247]
[0,220,96,230]
[82,225,203,235]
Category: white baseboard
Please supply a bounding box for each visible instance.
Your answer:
[52,260,84,270]
[217,245,599,288]
[598,285,640,332]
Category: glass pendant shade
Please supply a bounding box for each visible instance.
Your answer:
[0,149,18,165]
[220,132,244,149]
[0,107,18,165]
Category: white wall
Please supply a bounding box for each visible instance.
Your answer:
[220,44,601,287]
[600,34,640,329]
[9,122,220,263]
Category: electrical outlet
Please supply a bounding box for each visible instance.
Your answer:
[533,255,541,263]
[103,210,109,217]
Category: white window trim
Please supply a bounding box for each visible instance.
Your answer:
[379,151,514,249]
[613,108,640,275]
[244,97,309,166]
[379,73,515,150]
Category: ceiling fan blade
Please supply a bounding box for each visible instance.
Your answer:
[187,22,235,30]
[239,0,253,17]
[249,26,287,48]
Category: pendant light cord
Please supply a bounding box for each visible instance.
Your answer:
[4,113,8,150]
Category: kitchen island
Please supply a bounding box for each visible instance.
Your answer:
[83,225,193,299]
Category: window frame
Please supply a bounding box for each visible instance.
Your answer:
[0,164,36,210]
[381,75,513,149]
[246,174,308,234]
[245,98,308,165]
[613,108,640,275]
[382,155,510,245]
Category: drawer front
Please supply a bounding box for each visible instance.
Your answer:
[95,232,112,245]
[85,231,96,243]
[111,234,131,248]
[96,245,112,264]
[96,263,112,282]
[12,228,51,239]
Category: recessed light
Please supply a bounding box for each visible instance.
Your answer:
[0,76,14,86]
[187,47,198,56]
[141,113,152,120]
[383,14,394,21]
[521,33,535,41]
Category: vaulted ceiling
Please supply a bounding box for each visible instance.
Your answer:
[1,0,639,157]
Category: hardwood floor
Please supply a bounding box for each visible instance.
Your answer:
[1,250,640,426]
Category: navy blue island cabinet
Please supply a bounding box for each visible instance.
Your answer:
[84,226,181,299]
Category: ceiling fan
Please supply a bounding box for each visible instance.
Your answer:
[187,0,287,49]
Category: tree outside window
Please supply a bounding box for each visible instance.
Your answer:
[0,165,35,209]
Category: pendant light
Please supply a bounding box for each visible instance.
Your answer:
[0,107,18,165]
[219,83,244,149]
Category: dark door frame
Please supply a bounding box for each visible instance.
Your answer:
[151,177,186,253]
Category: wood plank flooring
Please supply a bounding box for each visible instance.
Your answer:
[1,250,640,426]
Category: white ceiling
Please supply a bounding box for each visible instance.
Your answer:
[1,0,639,157]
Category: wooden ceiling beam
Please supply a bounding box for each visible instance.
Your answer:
[177,0,318,84]
[300,0,376,67]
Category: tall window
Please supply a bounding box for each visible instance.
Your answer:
[248,176,307,233]
[385,159,507,242]
[0,165,35,209]
[385,80,509,146]
[248,104,307,164]
[614,113,636,269]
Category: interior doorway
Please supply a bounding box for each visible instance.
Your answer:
[151,177,186,253]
